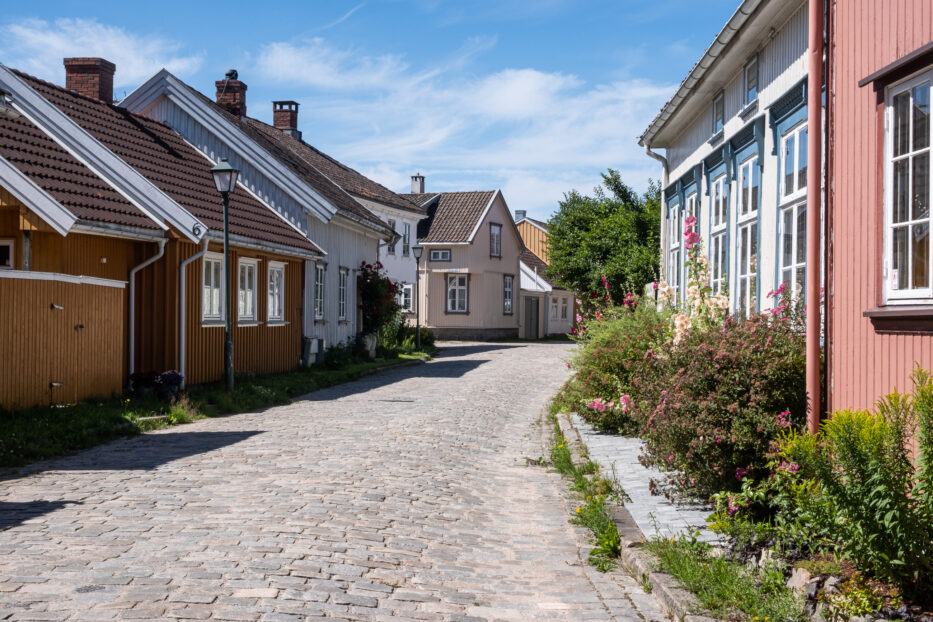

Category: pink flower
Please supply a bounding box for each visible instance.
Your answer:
[601,275,611,291]
[715,437,722,444]
[766,282,787,299]
[595,311,603,320]
[576,314,583,323]
[586,398,610,413]
[778,460,800,473]
[564,361,571,369]
[735,467,748,482]
[570,328,577,335]
[619,394,632,413]
[775,410,791,428]
[684,215,697,229]
[683,231,701,249]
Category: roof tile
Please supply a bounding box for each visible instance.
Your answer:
[401,191,495,243]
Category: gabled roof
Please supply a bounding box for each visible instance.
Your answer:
[8,69,321,255]
[172,80,391,235]
[517,216,549,232]
[402,190,496,243]
[404,193,440,208]
[520,249,554,286]
[243,118,424,216]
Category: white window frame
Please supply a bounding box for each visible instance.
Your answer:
[779,201,807,299]
[399,283,413,312]
[447,274,468,313]
[201,252,224,323]
[712,91,724,135]
[314,263,325,320]
[737,156,760,316]
[338,268,348,321]
[884,70,932,302]
[387,219,396,255]
[490,223,502,257]
[667,206,681,298]
[781,122,809,201]
[744,55,759,106]
[561,297,569,320]
[551,297,559,320]
[402,222,410,257]
[710,176,728,294]
[503,274,513,314]
[237,258,259,322]
[267,261,286,323]
[0,239,13,269]
[430,249,451,261]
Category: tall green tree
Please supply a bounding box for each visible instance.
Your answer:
[546,170,660,304]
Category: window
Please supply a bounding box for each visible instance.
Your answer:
[551,298,559,320]
[399,283,413,312]
[503,274,513,314]
[710,176,728,294]
[782,123,809,200]
[430,249,451,261]
[238,259,258,321]
[780,203,807,297]
[447,274,468,312]
[685,191,697,219]
[314,263,325,320]
[561,297,569,320]
[712,91,724,135]
[667,206,682,299]
[737,156,760,317]
[202,253,224,322]
[268,262,285,323]
[885,74,931,300]
[490,223,502,257]
[338,268,348,320]
[0,239,13,269]
[744,56,759,105]
[387,219,396,254]
[402,223,410,257]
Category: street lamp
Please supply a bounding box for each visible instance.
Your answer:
[210,158,239,391]
[412,244,423,351]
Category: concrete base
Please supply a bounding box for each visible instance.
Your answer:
[431,327,518,341]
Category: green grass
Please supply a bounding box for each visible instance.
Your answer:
[549,412,623,571]
[0,352,429,469]
[644,535,807,621]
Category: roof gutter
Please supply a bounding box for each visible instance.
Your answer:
[205,231,322,260]
[639,0,763,147]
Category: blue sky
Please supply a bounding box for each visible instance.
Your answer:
[1,1,737,220]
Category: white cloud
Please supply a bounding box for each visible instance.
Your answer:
[1,18,203,88]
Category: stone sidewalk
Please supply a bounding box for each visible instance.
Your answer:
[0,343,669,621]
[570,414,717,544]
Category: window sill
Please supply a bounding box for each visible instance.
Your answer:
[201,320,225,328]
[740,99,759,120]
[338,319,349,325]
[445,310,469,315]
[266,320,289,327]
[708,129,724,146]
[314,318,326,325]
[863,305,933,333]
[238,320,262,327]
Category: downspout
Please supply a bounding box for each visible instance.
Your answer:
[128,239,167,381]
[644,144,670,292]
[178,238,209,389]
[806,0,824,434]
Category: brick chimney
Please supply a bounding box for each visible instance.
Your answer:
[411,172,425,194]
[273,101,301,140]
[215,70,247,117]
[63,57,115,102]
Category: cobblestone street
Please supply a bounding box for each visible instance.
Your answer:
[0,343,667,621]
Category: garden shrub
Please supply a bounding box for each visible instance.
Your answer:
[630,299,807,496]
[780,368,933,597]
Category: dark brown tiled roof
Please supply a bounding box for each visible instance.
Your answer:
[0,104,157,231]
[15,71,321,255]
[401,191,495,243]
[404,193,440,208]
[180,83,390,233]
[243,118,423,215]
[520,248,554,286]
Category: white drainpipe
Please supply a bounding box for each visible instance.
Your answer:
[178,238,209,389]
[128,239,167,380]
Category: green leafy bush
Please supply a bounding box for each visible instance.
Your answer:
[630,297,807,496]
[780,368,933,596]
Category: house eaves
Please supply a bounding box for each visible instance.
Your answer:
[0,152,76,236]
[120,70,338,225]
[0,64,205,242]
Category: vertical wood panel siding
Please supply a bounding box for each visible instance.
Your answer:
[517,221,549,263]
[829,0,933,411]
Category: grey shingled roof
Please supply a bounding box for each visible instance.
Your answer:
[401,191,496,244]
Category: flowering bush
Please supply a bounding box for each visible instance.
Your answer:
[629,287,807,496]
[358,261,401,335]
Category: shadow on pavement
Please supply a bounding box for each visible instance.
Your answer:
[0,499,77,530]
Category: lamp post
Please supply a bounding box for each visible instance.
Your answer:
[210,158,239,391]
[412,244,423,351]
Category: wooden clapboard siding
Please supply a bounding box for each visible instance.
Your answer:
[0,276,124,408]
[828,0,933,411]
[516,220,549,263]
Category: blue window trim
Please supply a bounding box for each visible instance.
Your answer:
[705,170,731,296]
[771,103,808,301]
[768,77,808,155]
[728,116,766,314]
[665,192,681,286]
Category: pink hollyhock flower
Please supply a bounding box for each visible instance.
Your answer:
[684,215,697,228]
[595,311,603,320]
[601,275,610,290]
[576,314,583,323]
[570,328,577,335]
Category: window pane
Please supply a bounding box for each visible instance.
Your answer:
[795,268,805,298]
[894,159,910,223]
[746,61,758,103]
[798,127,808,190]
[894,91,911,157]
[782,268,792,289]
[751,161,760,212]
[912,152,930,221]
[914,223,930,289]
[893,226,909,290]
[913,83,930,151]
[796,205,807,266]
[784,135,795,195]
[740,226,748,274]
[750,223,758,261]
[782,209,793,268]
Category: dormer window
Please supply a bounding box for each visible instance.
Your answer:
[712,91,725,135]
[744,55,759,105]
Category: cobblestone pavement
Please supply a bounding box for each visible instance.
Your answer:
[0,343,668,622]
